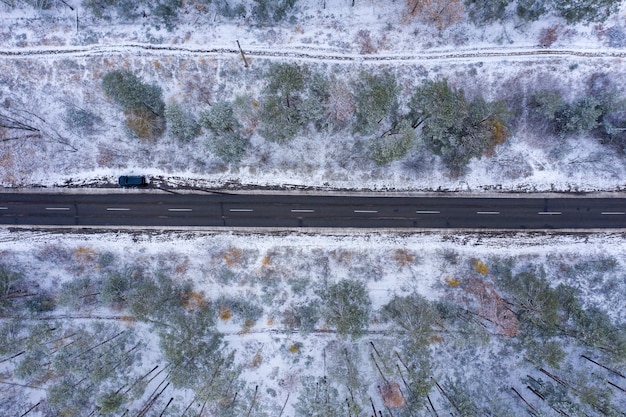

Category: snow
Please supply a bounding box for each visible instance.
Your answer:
[1,228,626,414]
[1,1,626,191]
[2,0,626,415]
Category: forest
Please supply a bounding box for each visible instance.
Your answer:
[1,232,625,416]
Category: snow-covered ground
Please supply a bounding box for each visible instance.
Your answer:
[2,1,626,416]
[2,1,626,192]
[1,229,626,415]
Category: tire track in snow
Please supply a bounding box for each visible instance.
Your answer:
[1,43,625,63]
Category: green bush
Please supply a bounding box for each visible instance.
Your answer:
[151,0,182,31]
[516,0,547,21]
[409,79,508,173]
[465,0,512,24]
[102,70,164,115]
[369,119,415,165]
[555,97,602,135]
[353,71,399,135]
[200,101,249,163]
[258,63,309,143]
[82,0,144,21]
[382,293,440,348]
[102,70,165,139]
[320,280,371,338]
[251,0,298,23]
[63,107,102,135]
[552,0,620,24]
[165,101,199,141]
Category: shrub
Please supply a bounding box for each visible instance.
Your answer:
[63,107,102,135]
[200,101,249,163]
[58,277,100,310]
[320,280,371,338]
[552,0,620,24]
[25,291,56,313]
[353,71,399,135]
[102,70,164,115]
[409,79,508,173]
[258,63,309,143]
[382,294,440,348]
[216,295,263,324]
[606,26,626,48]
[150,0,181,31]
[165,101,199,141]
[464,0,512,24]
[251,0,298,23]
[516,0,547,22]
[102,70,165,138]
[99,272,131,307]
[369,120,415,165]
[82,0,144,21]
[258,93,304,143]
[555,97,603,135]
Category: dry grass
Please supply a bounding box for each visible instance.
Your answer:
[472,259,489,275]
[445,276,460,287]
[223,247,243,267]
[72,247,97,264]
[251,351,263,368]
[219,306,232,321]
[394,248,416,267]
[184,291,207,312]
[379,382,406,409]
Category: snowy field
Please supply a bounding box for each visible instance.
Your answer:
[1,0,626,192]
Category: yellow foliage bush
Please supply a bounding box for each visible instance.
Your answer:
[223,247,243,266]
[445,276,460,287]
[219,306,232,321]
[72,246,97,263]
[473,259,489,275]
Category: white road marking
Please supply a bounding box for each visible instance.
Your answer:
[229,208,254,212]
[168,208,193,212]
[0,207,8,210]
[538,211,562,215]
[477,211,500,215]
[601,212,625,215]
[45,207,70,211]
[354,210,378,213]
[416,210,440,214]
[106,208,131,211]
[291,209,315,213]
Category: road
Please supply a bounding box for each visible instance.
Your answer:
[0,193,625,229]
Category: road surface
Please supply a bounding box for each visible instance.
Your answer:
[0,193,625,229]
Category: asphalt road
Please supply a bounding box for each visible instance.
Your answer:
[1,192,626,229]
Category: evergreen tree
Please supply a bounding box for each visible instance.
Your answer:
[369,119,416,165]
[200,100,249,163]
[551,0,620,24]
[409,79,508,173]
[464,0,513,24]
[320,280,371,338]
[353,71,399,135]
[165,101,199,141]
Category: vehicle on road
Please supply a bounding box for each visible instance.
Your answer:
[118,175,147,187]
